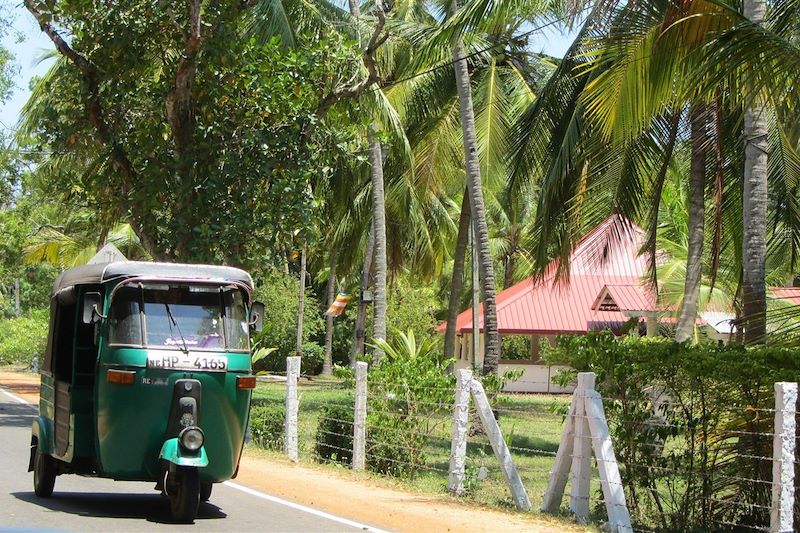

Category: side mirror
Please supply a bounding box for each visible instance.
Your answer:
[250,301,265,333]
[82,292,103,324]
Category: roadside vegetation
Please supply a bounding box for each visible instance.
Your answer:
[249,378,571,510]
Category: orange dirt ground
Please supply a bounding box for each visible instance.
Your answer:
[0,369,585,533]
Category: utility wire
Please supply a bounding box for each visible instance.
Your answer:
[368,12,584,94]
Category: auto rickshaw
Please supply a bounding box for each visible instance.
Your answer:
[28,261,264,522]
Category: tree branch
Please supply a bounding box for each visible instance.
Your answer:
[166,0,204,156]
[315,2,390,118]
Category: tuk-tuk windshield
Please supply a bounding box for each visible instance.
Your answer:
[109,283,250,352]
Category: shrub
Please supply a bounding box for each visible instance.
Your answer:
[366,330,454,477]
[299,341,324,375]
[0,308,49,366]
[249,404,285,451]
[331,310,357,366]
[542,332,800,531]
[365,423,418,477]
[331,363,355,387]
[315,404,353,465]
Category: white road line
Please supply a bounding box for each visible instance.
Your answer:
[223,481,390,533]
[0,386,34,406]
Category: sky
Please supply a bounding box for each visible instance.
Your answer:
[0,4,55,133]
[0,5,578,135]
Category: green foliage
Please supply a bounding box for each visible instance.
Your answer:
[479,367,523,402]
[314,404,354,466]
[543,332,800,531]
[367,330,454,477]
[252,270,323,372]
[331,363,355,386]
[500,335,531,360]
[330,310,357,367]
[249,404,285,451]
[300,341,324,375]
[251,345,277,367]
[386,282,439,347]
[21,2,364,266]
[0,195,60,317]
[0,308,49,366]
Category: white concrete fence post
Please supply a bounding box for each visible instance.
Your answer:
[448,369,472,494]
[470,379,532,511]
[352,361,368,470]
[541,376,581,513]
[542,371,633,532]
[585,389,632,532]
[771,382,797,533]
[569,372,595,522]
[284,356,301,462]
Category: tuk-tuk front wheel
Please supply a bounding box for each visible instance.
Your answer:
[200,482,212,502]
[33,449,56,498]
[168,466,200,523]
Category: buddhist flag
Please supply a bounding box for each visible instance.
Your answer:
[324,293,352,317]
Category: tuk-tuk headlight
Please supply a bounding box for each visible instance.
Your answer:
[178,426,205,452]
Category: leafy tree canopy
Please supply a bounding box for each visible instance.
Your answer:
[20,1,366,267]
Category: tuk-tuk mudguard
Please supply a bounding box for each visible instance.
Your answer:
[159,438,209,468]
[29,416,53,471]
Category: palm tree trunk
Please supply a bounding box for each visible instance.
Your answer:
[742,0,769,344]
[452,44,501,373]
[14,278,20,317]
[675,104,708,342]
[351,221,375,365]
[295,243,307,357]
[347,0,360,16]
[322,252,338,376]
[444,191,471,359]
[503,254,516,289]
[369,129,388,360]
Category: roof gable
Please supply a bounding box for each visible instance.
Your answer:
[440,215,649,335]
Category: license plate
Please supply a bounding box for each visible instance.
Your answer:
[146,354,228,372]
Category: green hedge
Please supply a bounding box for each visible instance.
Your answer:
[249,404,285,450]
[543,332,800,531]
[0,308,49,366]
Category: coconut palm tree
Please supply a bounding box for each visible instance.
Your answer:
[741,0,769,343]
[391,0,557,368]
[509,0,800,342]
[24,217,150,268]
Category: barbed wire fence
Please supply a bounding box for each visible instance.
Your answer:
[251,356,798,532]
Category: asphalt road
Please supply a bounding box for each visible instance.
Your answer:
[0,388,383,532]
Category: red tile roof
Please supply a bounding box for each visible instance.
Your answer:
[771,287,800,306]
[439,215,652,335]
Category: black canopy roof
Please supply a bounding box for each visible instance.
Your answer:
[52,261,253,295]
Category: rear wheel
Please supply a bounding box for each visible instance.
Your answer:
[200,482,212,502]
[169,467,200,523]
[33,449,56,498]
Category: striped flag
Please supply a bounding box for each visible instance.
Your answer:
[324,293,352,317]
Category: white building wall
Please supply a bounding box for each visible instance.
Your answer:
[453,333,575,394]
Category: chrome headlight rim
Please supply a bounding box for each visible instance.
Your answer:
[178,426,205,452]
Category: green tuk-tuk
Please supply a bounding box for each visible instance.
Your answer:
[28,261,264,522]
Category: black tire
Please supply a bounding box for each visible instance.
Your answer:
[200,482,212,502]
[33,449,56,498]
[169,467,200,523]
